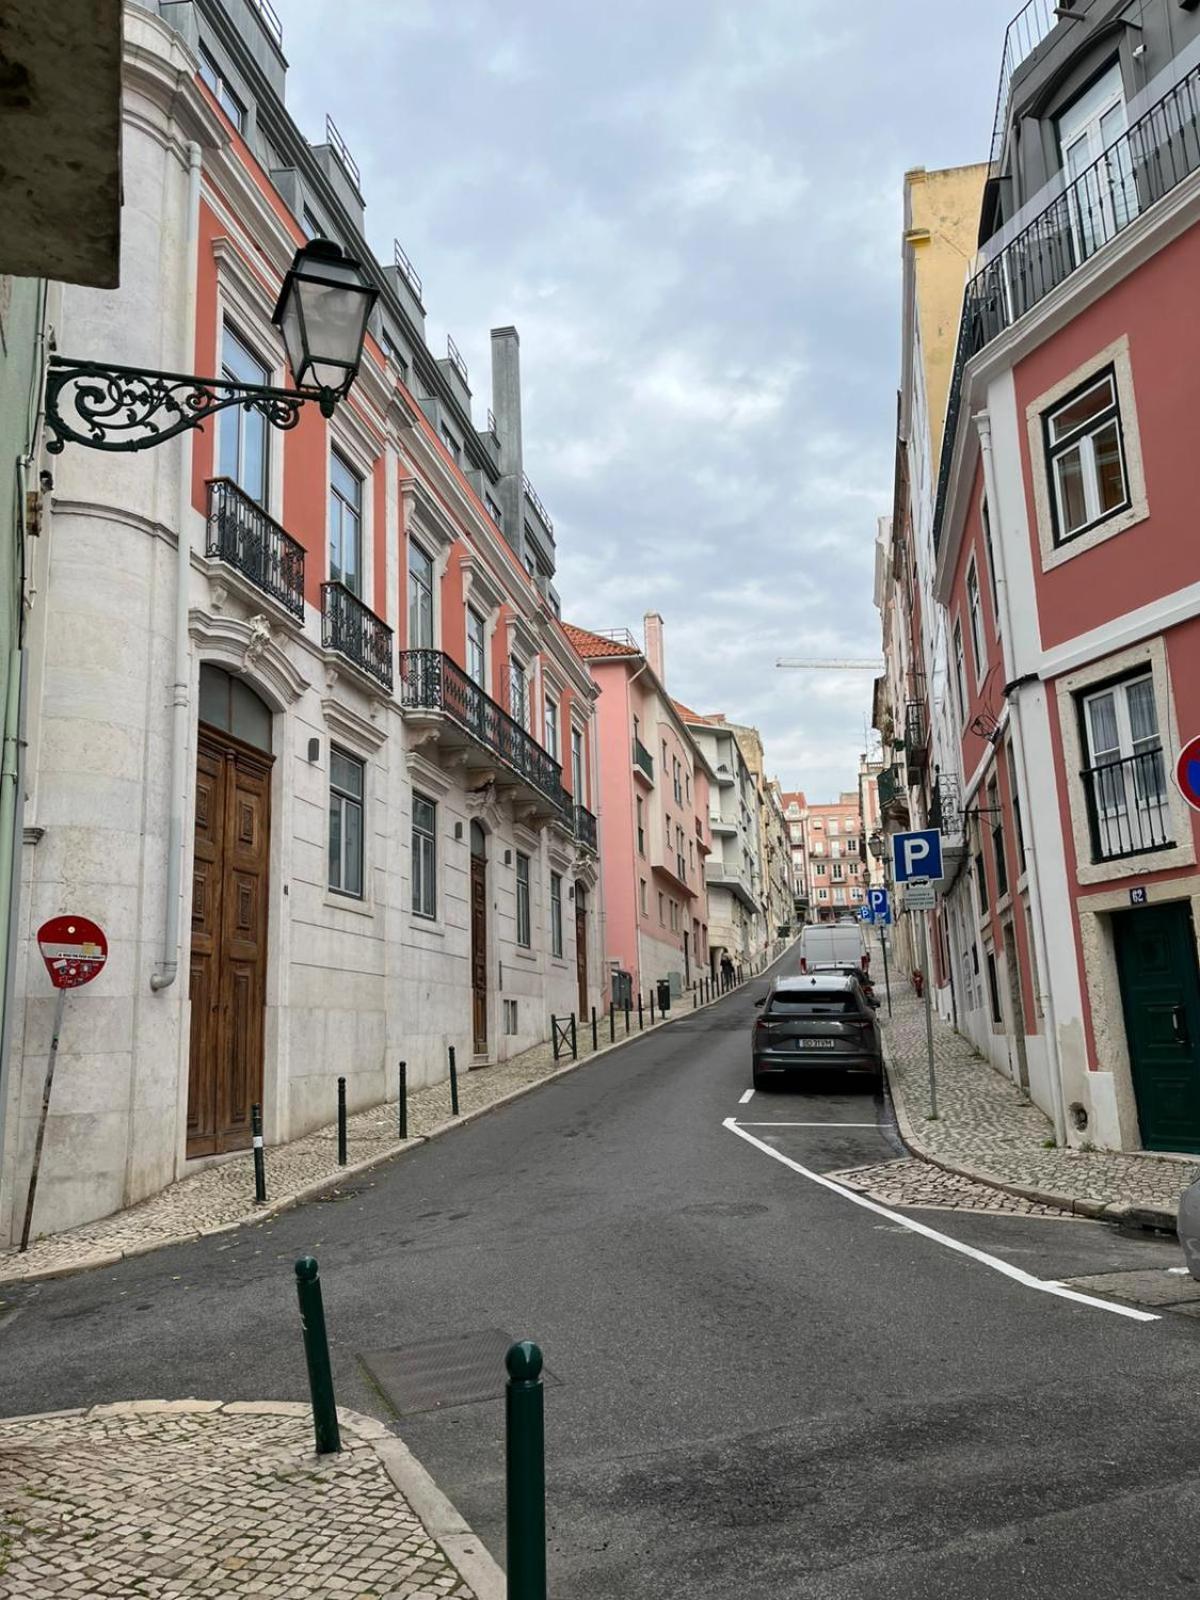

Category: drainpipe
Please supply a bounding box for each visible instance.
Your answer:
[975,410,1067,1147]
[150,140,202,992]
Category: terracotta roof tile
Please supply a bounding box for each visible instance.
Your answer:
[561,623,642,660]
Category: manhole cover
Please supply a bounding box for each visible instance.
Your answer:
[359,1328,558,1416]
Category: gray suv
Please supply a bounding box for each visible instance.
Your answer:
[751,975,883,1091]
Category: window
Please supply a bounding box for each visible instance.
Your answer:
[509,658,528,729]
[303,206,326,240]
[986,949,1003,1028]
[953,621,968,720]
[550,872,563,958]
[1006,742,1026,877]
[218,326,269,504]
[504,998,519,1035]
[1057,63,1136,256]
[640,878,648,914]
[818,888,829,901]
[1081,673,1171,859]
[411,793,437,918]
[572,728,584,802]
[833,889,845,905]
[486,495,503,528]
[467,607,486,686]
[515,853,531,946]
[670,900,679,932]
[832,862,843,881]
[328,749,364,898]
[407,540,434,650]
[1044,370,1129,545]
[636,797,645,855]
[198,44,245,131]
[981,497,1000,621]
[829,820,839,834]
[329,451,363,595]
[658,891,665,925]
[966,559,986,679]
[989,779,1008,899]
[440,423,461,464]
[544,696,559,760]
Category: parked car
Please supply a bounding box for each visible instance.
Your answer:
[798,923,868,974]
[751,975,883,1091]
[808,962,879,1006]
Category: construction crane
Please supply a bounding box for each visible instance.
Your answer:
[775,659,884,670]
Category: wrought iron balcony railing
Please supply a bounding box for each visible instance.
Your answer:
[574,803,598,853]
[904,700,929,779]
[632,737,655,781]
[1082,748,1174,863]
[322,582,393,691]
[398,649,566,812]
[206,478,305,619]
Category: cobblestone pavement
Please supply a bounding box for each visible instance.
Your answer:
[0,973,755,1285]
[826,1157,1077,1216]
[881,969,1200,1219]
[0,1401,478,1599]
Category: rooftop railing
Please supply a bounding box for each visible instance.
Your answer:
[324,114,362,192]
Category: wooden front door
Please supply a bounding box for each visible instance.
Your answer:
[187,726,272,1158]
[575,892,588,1019]
[1115,902,1200,1153]
[471,856,488,1053]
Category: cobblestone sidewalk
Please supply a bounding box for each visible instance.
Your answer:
[0,1400,497,1599]
[881,972,1200,1224]
[826,1157,1078,1216]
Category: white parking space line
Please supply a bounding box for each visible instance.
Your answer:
[738,1089,755,1105]
[723,1118,1159,1324]
[738,1121,879,1129]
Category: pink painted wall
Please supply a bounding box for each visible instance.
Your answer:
[591,658,639,980]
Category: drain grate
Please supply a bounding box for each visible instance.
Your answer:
[358,1327,557,1416]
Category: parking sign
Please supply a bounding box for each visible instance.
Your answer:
[892,829,944,884]
[867,887,892,925]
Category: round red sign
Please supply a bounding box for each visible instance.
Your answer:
[1177,735,1200,815]
[37,916,108,990]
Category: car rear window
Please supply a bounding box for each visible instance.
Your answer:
[768,993,858,1015]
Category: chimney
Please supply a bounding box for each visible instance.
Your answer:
[490,326,524,560]
[644,612,665,683]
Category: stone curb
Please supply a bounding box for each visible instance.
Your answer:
[883,1057,1180,1232]
[0,945,797,1287]
[0,1397,503,1600]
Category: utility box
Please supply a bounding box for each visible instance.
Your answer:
[657,978,671,1014]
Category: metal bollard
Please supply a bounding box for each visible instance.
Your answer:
[251,1102,266,1204]
[649,992,655,1025]
[637,993,644,1030]
[505,1340,546,1600]
[624,999,631,1035]
[570,1014,577,1060]
[609,1003,615,1043]
[551,1016,560,1062]
[693,986,698,1009]
[337,1076,348,1166]
[398,1060,408,1140]
[449,1045,460,1116]
[591,1006,598,1052]
[294,1257,341,1455]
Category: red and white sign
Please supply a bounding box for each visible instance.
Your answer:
[37,916,108,990]
[1177,734,1200,814]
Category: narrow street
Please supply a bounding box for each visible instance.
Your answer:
[3,953,1198,1599]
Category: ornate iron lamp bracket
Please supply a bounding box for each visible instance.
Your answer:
[44,356,336,455]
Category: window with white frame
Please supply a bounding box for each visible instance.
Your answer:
[329,451,363,596]
[966,558,986,678]
[218,326,269,505]
[636,797,645,855]
[198,44,245,130]
[1056,63,1136,256]
[509,657,528,729]
[953,621,968,720]
[544,696,559,761]
[1080,673,1172,860]
[571,727,584,802]
[550,871,563,958]
[411,793,437,918]
[467,607,486,686]
[440,422,461,464]
[818,888,829,901]
[832,862,843,881]
[407,540,434,650]
[828,819,839,834]
[328,748,364,898]
[515,853,531,946]
[1043,369,1130,546]
[486,495,503,529]
[833,888,845,905]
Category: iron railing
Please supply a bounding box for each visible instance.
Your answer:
[206,478,305,619]
[398,649,566,812]
[393,239,423,300]
[632,737,655,781]
[904,699,929,780]
[929,771,963,839]
[446,335,469,386]
[522,473,555,538]
[1082,747,1174,863]
[574,803,598,853]
[322,582,393,691]
[988,0,1061,169]
[936,62,1200,552]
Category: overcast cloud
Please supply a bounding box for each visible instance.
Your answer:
[280,0,1015,800]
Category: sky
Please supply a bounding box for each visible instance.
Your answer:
[280,0,1017,802]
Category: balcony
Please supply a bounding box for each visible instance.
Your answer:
[206,478,305,619]
[1082,748,1174,864]
[704,858,758,911]
[574,802,598,854]
[322,582,393,691]
[398,649,568,817]
[905,697,929,784]
[632,737,655,785]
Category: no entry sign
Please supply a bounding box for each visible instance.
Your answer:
[1177,735,1200,814]
[37,916,108,990]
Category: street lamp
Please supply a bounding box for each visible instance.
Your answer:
[868,831,885,861]
[44,239,379,454]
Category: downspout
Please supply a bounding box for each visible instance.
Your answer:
[975,410,1067,1147]
[150,140,202,992]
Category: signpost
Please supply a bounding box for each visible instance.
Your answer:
[867,889,893,1015]
[891,832,942,1120]
[1176,734,1200,813]
[20,916,108,1252]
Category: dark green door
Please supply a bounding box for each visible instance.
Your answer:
[1114,902,1200,1153]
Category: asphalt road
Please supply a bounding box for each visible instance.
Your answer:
[4,949,1200,1598]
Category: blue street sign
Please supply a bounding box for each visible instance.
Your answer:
[867,887,892,925]
[892,828,944,884]
[858,905,874,923]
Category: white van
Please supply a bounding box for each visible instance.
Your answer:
[799,923,868,974]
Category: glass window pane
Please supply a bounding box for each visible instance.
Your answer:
[331,451,361,509]
[329,797,343,889]
[344,801,363,897]
[1125,678,1159,745]
[1050,377,1113,442]
[1092,419,1126,513]
[230,677,272,752]
[1054,445,1089,535]
[199,664,229,731]
[331,750,363,798]
[1086,692,1120,760]
[413,795,435,833]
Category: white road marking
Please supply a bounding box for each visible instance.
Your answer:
[738,1121,879,1129]
[738,1089,755,1105]
[1168,1267,1189,1276]
[722,1117,1159,1324]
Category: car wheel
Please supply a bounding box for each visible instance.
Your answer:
[752,1069,766,1091]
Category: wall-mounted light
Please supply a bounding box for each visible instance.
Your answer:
[504,849,512,866]
[307,737,320,763]
[454,821,464,840]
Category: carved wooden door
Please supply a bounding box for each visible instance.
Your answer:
[471,856,488,1053]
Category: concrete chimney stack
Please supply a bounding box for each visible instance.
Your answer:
[490,325,524,561]
[644,612,666,684]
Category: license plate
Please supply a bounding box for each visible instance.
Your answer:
[800,1038,838,1050]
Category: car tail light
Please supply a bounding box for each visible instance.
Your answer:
[800,957,808,973]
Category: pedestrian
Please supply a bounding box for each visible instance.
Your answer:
[721,953,734,992]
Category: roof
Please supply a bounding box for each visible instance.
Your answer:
[561,623,642,661]
[773,975,856,992]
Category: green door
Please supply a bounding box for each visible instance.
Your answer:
[1114,902,1200,1153]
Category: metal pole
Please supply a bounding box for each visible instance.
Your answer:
[398,1060,408,1140]
[569,1014,577,1061]
[693,986,698,1009]
[880,928,893,1017]
[591,1006,598,1051]
[649,991,655,1025]
[917,913,938,1119]
[609,1003,615,1043]
[551,1016,560,1062]
[252,1100,267,1205]
[449,1045,460,1116]
[337,1076,347,1166]
[624,998,630,1035]
[294,1257,341,1455]
[19,986,66,1252]
[637,993,643,1030]
[505,1340,546,1600]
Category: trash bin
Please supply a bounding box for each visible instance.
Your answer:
[656,978,671,1014]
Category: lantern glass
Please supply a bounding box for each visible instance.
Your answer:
[273,241,377,401]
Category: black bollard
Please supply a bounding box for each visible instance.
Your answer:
[570,1014,578,1061]
[649,991,656,1025]
[251,1101,266,1204]
[551,1016,560,1062]
[398,1060,408,1140]
[449,1045,460,1116]
[637,993,644,1030]
[609,1003,615,1043]
[295,1257,341,1455]
[624,998,631,1035]
[337,1076,348,1166]
[505,1341,546,1600]
[693,986,698,1009]
[591,1006,598,1052]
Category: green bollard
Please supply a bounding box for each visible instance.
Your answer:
[505,1340,546,1600]
[294,1257,341,1455]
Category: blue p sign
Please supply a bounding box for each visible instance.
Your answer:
[892,829,943,884]
[867,887,891,924]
